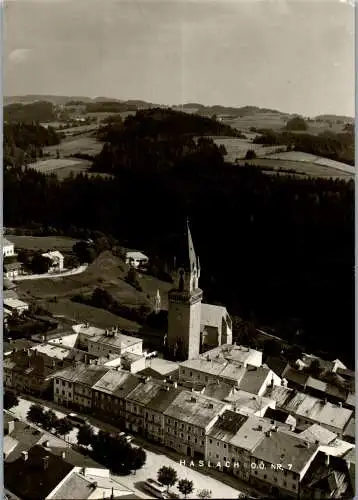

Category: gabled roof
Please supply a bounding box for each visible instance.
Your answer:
[126,380,163,406]
[3,237,14,247]
[5,445,73,500]
[145,386,183,413]
[200,304,228,327]
[299,424,337,445]
[208,410,248,441]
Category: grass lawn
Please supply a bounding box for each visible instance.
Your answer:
[7,235,79,251]
[44,135,103,157]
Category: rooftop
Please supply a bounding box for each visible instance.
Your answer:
[48,333,79,349]
[200,303,229,327]
[4,298,28,309]
[299,424,338,445]
[92,369,141,397]
[72,323,106,337]
[252,429,319,475]
[53,365,109,386]
[50,470,92,500]
[225,389,274,414]
[5,445,73,500]
[30,344,73,360]
[164,391,228,428]
[126,251,148,260]
[202,380,233,401]
[42,250,64,260]
[3,237,14,247]
[4,262,23,271]
[90,331,142,349]
[126,379,164,406]
[200,344,261,365]
[145,357,179,376]
[208,410,248,442]
[145,385,184,413]
[230,414,273,451]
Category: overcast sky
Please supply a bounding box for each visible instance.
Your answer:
[3,0,355,116]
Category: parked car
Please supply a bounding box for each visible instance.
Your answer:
[67,413,87,427]
[143,478,167,499]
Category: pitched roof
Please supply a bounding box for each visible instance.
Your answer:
[90,331,142,349]
[126,251,148,261]
[266,356,289,378]
[252,430,319,474]
[4,262,23,271]
[126,380,163,406]
[208,410,248,441]
[92,369,141,398]
[284,367,310,387]
[3,237,14,247]
[202,380,233,401]
[48,446,106,469]
[230,415,272,451]
[200,304,228,327]
[238,366,272,394]
[299,424,337,445]
[4,419,44,463]
[50,471,92,499]
[145,386,184,413]
[5,445,73,500]
[41,250,64,260]
[225,389,274,414]
[53,365,108,386]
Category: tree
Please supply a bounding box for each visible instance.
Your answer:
[31,253,51,274]
[157,466,178,492]
[198,489,212,499]
[27,404,45,425]
[130,446,146,473]
[4,391,19,410]
[42,409,59,431]
[77,423,94,447]
[245,149,257,160]
[177,479,194,499]
[54,417,74,438]
[285,116,308,131]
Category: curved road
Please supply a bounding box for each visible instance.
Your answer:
[13,264,88,282]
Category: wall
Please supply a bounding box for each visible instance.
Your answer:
[167,296,202,360]
[3,244,15,257]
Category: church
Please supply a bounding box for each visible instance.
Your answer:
[167,220,232,360]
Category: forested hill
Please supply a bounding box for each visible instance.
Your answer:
[4,101,56,123]
[4,123,60,168]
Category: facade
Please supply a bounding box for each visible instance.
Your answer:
[163,390,229,459]
[3,238,15,257]
[53,365,108,411]
[86,328,143,358]
[42,251,64,272]
[4,262,23,279]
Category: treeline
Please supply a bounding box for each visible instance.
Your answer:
[4,101,55,123]
[253,129,354,165]
[85,101,138,113]
[4,159,354,366]
[4,123,60,168]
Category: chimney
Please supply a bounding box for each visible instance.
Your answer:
[190,396,197,403]
[173,381,178,389]
[325,454,330,466]
[8,337,12,343]
[266,430,272,437]
[42,440,49,448]
[338,402,342,408]
[208,403,214,409]
[42,456,49,470]
[61,451,66,459]
[8,420,15,434]
[21,451,28,461]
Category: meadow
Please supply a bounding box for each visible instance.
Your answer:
[7,235,79,251]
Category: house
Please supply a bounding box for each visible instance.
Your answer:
[4,298,29,315]
[53,364,109,412]
[3,237,15,257]
[300,452,353,499]
[4,262,23,280]
[250,429,320,497]
[200,343,262,367]
[224,389,276,417]
[125,379,164,434]
[138,358,179,381]
[86,328,143,358]
[200,305,233,348]
[5,445,74,500]
[41,251,64,272]
[91,369,142,426]
[163,390,229,459]
[125,251,149,268]
[265,385,354,437]
[179,358,280,394]
[118,352,146,374]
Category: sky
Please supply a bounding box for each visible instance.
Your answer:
[3,0,355,116]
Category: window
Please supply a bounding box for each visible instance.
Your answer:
[195,438,197,443]
[201,441,204,446]
[205,376,208,382]
[175,421,177,427]
[217,442,220,446]
[264,475,267,479]
[216,454,219,459]
[255,471,257,475]
[284,471,287,477]
[224,457,226,461]
[167,427,170,432]
[224,444,226,449]
[146,412,148,418]
[209,439,212,444]
[284,481,287,487]
[188,426,191,431]
[188,436,190,441]
[190,372,192,376]
[274,478,277,483]
[180,433,184,438]
[292,485,296,490]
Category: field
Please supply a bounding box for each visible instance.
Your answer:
[44,135,103,157]
[243,158,353,179]
[211,136,283,162]
[6,235,78,251]
[265,151,355,174]
[15,250,173,331]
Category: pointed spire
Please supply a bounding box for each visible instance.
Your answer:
[186,218,197,272]
[175,218,197,273]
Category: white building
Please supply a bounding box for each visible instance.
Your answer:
[3,238,15,257]
[3,298,29,315]
[42,251,64,272]
[86,328,143,358]
[125,251,149,268]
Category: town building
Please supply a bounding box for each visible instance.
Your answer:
[250,429,320,498]
[3,237,16,257]
[163,390,229,459]
[85,327,143,358]
[265,385,354,437]
[125,251,149,268]
[3,298,29,315]
[4,262,23,280]
[200,304,233,349]
[200,343,262,367]
[41,250,64,272]
[53,364,109,411]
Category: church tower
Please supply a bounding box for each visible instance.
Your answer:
[167,220,203,360]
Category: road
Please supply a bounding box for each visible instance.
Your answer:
[12,264,88,281]
[10,396,243,499]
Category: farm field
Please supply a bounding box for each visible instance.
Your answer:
[6,234,78,251]
[44,135,103,157]
[210,136,282,162]
[265,151,355,174]
[243,158,353,179]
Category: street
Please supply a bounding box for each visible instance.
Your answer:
[10,396,243,499]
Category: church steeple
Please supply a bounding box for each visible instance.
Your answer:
[174,219,199,294]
